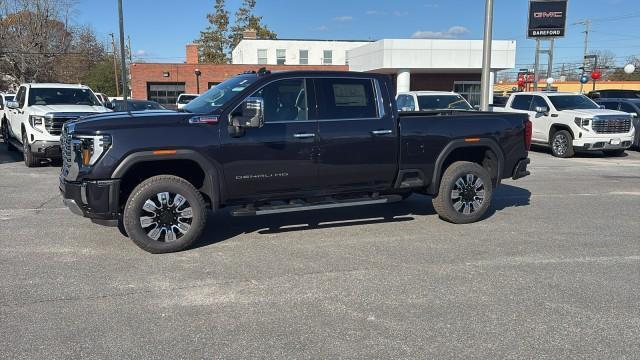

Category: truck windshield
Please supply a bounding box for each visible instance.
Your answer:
[548,95,599,111]
[28,88,100,106]
[417,95,472,110]
[182,75,258,113]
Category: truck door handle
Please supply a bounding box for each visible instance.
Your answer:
[371,129,393,135]
[293,133,315,139]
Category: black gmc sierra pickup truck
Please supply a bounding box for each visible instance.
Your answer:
[60,71,531,253]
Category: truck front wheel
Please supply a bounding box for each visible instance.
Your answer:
[550,130,575,158]
[22,132,41,167]
[123,175,208,253]
[432,161,493,224]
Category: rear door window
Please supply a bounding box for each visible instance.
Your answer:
[510,95,533,111]
[313,78,377,120]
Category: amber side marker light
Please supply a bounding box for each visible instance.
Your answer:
[464,138,481,143]
[153,150,177,155]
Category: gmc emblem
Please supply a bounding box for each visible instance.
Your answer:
[534,11,563,18]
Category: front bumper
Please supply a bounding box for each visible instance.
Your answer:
[29,140,61,158]
[573,135,634,150]
[60,176,120,226]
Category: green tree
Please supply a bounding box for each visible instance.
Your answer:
[229,0,276,51]
[197,0,230,64]
[82,58,119,97]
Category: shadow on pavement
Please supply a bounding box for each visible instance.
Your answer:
[194,184,532,249]
[0,141,23,164]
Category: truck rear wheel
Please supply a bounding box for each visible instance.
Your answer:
[22,133,41,167]
[550,130,575,158]
[432,161,493,224]
[123,175,208,253]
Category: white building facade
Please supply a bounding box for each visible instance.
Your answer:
[232,39,371,66]
[231,38,517,106]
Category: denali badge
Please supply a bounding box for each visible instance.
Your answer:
[236,173,289,180]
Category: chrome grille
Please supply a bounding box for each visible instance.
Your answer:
[592,116,632,134]
[45,117,76,136]
[61,125,73,178]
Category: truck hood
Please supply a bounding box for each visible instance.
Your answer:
[68,110,195,134]
[30,104,110,115]
[563,109,631,117]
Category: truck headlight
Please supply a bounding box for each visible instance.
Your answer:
[73,134,112,167]
[574,117,591,130]
[29,115,45,132]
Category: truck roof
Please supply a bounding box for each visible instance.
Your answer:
[512,91,581,96]
[397,91,460,96]
[23,83,92,89]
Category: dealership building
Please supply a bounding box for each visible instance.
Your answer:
[130,33,516,107]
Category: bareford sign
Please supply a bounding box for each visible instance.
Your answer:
[527,0,568,38]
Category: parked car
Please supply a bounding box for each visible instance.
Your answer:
[0,93,15,129]
[596,98,640,149]
[176,93,199,109]
[60,71,531,253]
[495,92,635,157]
[110,99,166,112]
[492,95,510,108]
[396,91,473,112]
[587,89,640,99]
[0,83,110,167]
[95,93,110,105]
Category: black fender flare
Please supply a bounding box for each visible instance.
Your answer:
[112,149,224,208]
[427,138,505,194]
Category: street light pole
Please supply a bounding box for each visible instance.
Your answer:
[195,69,201,94]
[480,0,494,111]
[118,0,129,111]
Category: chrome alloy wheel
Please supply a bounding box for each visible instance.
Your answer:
[450,174,486,215]
[139,192,193,242]
[552,133,569,156]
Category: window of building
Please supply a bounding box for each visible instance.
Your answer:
[323,50,333,65]
[453,81,481,107]
[249,78,307,122]
[314,78,377,120]
[257,49,268,64]
[276,49,286,65]
[147,82,185,108]
[299,50,309,65]
[510,95,533,111]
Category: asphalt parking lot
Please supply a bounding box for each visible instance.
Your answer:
[1,142,639,359]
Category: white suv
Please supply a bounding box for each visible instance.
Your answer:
[396,91,474,112]
[1,83,110,167]
[496,92,635,157]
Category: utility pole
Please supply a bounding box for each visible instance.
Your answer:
[480,0,494,111]
[109,33,120,97]
[574,19,591,93]
[118,0,128,111]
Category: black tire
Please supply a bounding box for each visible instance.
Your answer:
[550,130,575,158]
[603,149,626,157]
[432,161,493,224]
[22,132,41,167]
[123,175,207,253]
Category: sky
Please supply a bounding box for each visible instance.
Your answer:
[74,0,640,70]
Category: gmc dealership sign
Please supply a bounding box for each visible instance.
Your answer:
[527,0,568,38]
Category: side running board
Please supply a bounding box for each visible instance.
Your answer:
[231,194,403,217]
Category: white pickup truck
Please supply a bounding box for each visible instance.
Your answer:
[1,83,110,167]
[495,92,635,157]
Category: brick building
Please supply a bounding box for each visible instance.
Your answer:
[130,44,347,107]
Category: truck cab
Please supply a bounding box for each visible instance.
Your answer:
[2,83,110,167]
[496,92,635,157]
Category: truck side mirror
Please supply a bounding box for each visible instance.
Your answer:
[232,97,264,128]
[535,106,549,114]
[6,101,19,109]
